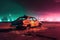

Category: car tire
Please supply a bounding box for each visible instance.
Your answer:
[26,24,31,29]
[38,23,42,27]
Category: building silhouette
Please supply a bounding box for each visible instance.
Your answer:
[8,14,12,21]
[1,16,8,22]
[1,14,12,22]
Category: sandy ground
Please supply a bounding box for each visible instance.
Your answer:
[0,22,60,40]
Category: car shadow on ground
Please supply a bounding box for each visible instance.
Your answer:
[0,28,13,32]
[0,28,26,32]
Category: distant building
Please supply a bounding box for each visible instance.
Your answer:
[1,16,8,22]
[1,15,12,22]
[8,14,12,21]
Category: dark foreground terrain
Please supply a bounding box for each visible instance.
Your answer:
[0,22,60,40]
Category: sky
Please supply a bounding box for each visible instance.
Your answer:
[55,0,60,2]
[15,0,60,21]
[0,0,60,21]
[0,0,26,20]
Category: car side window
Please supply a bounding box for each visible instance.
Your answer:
[19,18,25,20]
[32,17,37,20]
[29,18,33,20]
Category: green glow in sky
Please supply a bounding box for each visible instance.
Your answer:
[0,0,26,21]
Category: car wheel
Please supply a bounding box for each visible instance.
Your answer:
[38,23,42,27]
[26,24,31,29]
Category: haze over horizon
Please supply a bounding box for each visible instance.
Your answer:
[0,0,60,21]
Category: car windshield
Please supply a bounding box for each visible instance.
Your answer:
[29,17,37,20]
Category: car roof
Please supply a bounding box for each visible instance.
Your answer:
[18,15,34,18]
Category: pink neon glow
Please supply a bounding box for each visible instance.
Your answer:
[36,13,60,22]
